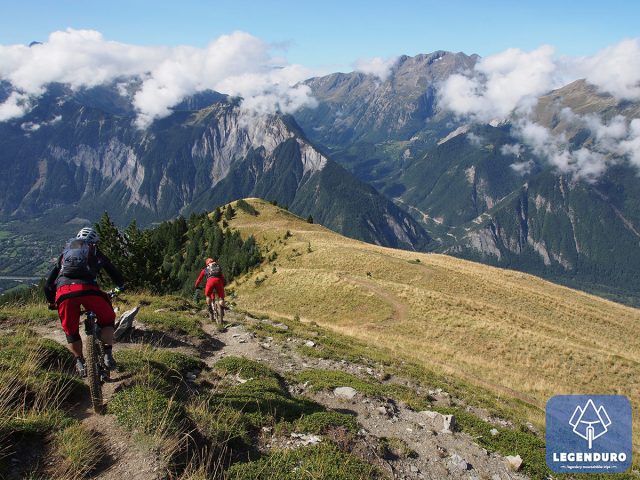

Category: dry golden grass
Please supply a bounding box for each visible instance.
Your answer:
[227,198,640,450]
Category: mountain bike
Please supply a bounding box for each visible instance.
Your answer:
[208,298,224,330]
[82,290,118,414]
[195,288,225,330]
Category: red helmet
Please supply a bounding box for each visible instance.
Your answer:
[205,258,214,265]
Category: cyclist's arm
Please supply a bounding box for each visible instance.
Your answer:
[43,257,61,304]
[194,269,205,288]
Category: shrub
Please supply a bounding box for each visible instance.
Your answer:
[294,411,358,434]
[215,356,278,380]
[109,384,184,435]
[187,401,250,447]
[236,200,259,216]
[226,443,382,479]
[116,348,204,375]
[53,423,103,478]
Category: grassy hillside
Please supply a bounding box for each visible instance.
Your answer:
[227,198,640,451]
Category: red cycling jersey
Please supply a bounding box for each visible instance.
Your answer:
[195,268,226,299]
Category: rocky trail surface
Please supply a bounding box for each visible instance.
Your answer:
[26,308,528,480]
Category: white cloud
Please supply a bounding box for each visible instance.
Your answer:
[501,143,523,157]
[0,91,31,121]
[510,160,534,175]
[439,45,560,122]
[572,39,640,100]
[618,118,640,168]
[510,116,636,182]
[0,29,317,128]
[466,132,484,146]
[439,39,640,123]
[439,39,640,179]
[353,56,397,81]
[20,121,40,132]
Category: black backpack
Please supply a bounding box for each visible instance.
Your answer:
[60,238,98,279]
[205,262,223,279]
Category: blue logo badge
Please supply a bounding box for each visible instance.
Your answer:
[546,395,632,473]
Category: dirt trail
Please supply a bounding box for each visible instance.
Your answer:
[25,311,529,480]
[341,274,409,323]
[200,316,528,480]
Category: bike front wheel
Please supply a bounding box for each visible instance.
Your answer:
[85,333,104,414]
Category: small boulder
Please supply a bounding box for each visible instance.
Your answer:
[418,410,456,433]
[505,455,523,471]
[304,340,316,348]
[449,454,470,471]
[490,428,499,436]
[334,386,358,399]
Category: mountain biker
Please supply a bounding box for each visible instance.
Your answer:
[43,227,125,377]
[194,257,225,321]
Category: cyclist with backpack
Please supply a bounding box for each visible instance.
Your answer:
[194,257,225,323]
[43,227,125,377]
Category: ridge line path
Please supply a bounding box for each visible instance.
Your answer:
[341,272,541,409]
[29,310,529,480]
[341,274,409,323]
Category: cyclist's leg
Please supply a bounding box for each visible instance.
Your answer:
[58,298,83,357]
[81,295,116,345]
[204,279,215,318]
[81,295,117,369]
[213,278,225,308]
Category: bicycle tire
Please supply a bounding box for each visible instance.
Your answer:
[214,303,223,330]
[85,329,104,414]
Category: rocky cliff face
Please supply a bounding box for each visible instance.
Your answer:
[296,51,479,147]
[0,84,429,250]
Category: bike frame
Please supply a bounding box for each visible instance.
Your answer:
[82,306,111,413]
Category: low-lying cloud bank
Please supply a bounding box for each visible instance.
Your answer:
[439,39,640,180]
[0,29,317,127]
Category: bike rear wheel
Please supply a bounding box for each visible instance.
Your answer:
[214,302,223,329]
[85,330,104,414]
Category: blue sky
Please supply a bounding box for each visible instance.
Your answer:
[1,0,638,70]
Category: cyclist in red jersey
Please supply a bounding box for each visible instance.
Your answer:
[194,257,225,318]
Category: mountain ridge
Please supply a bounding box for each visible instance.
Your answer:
[0,83,429,252]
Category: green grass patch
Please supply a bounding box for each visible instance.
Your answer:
[294,411,358,435]
[115,348,204,399]
[211,356,324,426]
[53,422,103,479]
[294,369,430,411]
[5,409,74,435]
[211,378,323,427]
[136,309,204,337]
[215,356,279,380]
[0,303,57,325]
[109,384,185,435]
[226,443,383,479]
[187,401,251,447]
[116,348,204,374]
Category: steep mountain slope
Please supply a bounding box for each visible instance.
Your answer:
[437,82,640,302]
[0,84,429,251]
[225,198,640,454]
[293,56,640,303]
[297,51,478,146]
[294,51,478,190]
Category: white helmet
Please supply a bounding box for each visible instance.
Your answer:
[76,227,99,243]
